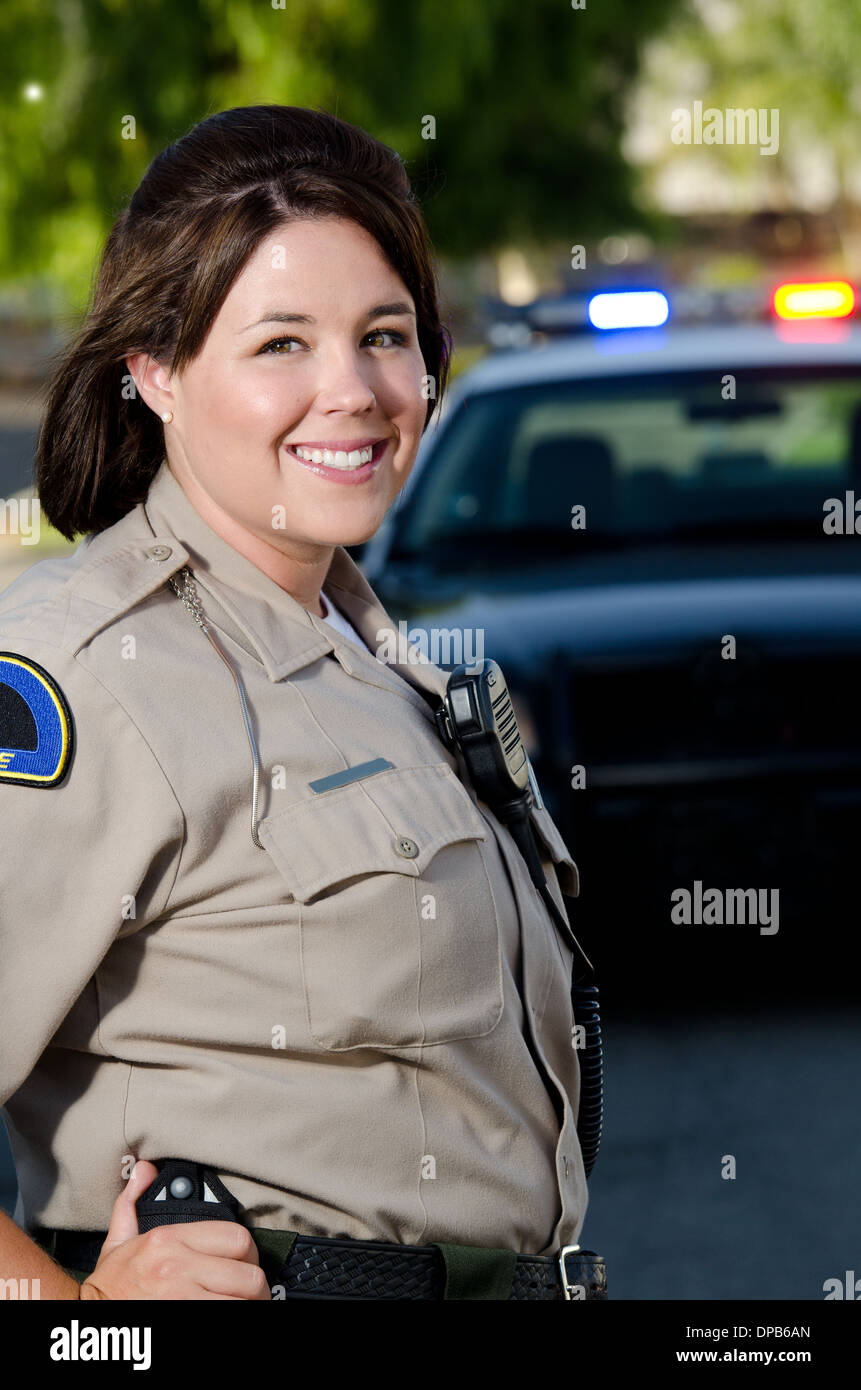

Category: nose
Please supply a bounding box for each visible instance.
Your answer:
[312,343,378,415]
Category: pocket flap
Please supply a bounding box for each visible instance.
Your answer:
[258,761,488,902]
[529,802,580,898]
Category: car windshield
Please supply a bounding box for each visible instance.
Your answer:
[391,367,861,566]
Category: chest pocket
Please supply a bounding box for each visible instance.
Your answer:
[258,762,505,1051]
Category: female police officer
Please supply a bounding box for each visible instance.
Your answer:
[0,105,599,1300]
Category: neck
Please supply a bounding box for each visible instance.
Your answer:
[166,460,333,613]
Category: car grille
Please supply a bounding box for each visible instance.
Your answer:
[522,646,861,1000]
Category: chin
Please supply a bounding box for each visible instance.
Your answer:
[330,521,383,549]
[315,508,385,550]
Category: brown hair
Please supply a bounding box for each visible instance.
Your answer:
[36,105,452,540]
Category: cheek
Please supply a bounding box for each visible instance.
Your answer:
[194,365,299,434]
[382,353,429,434]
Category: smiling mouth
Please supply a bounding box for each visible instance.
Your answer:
[284,440,388,471]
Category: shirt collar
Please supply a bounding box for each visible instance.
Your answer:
[140,460,449,712]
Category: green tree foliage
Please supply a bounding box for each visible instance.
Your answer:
[631,0,861,204]
[0,0,679,308]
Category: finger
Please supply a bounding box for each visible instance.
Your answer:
[149,1284,251,1302]
[167,1220,262,1264]
[156,1287,253,1301]
[201,1254,271,1300]
[102,1160,160,1251]
[165,1251,271,1300]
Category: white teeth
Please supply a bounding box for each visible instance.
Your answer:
[291,444,375,469]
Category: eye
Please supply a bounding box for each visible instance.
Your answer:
[363,327,407,348]
[259,336,303,354]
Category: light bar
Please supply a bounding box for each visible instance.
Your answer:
[587,290,670,331]
[773,280,855,321]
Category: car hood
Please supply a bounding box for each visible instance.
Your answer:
[396,574,861,662]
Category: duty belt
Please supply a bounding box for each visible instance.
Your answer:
[35,1225,608,1300]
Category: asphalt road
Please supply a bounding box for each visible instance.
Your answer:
[584,1002,860,1300]
[0,398,73,593]
[0,388,40,497]
[3,1004,856,1300]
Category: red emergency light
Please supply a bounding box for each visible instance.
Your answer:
[772,280,855,321]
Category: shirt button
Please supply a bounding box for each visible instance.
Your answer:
[394,836,419,858]
[146,544,173,561]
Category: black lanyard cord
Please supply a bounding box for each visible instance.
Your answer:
[501,803,604,1179]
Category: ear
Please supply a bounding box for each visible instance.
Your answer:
[125,351,176,420]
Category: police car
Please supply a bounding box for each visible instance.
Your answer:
[362,283,861,999]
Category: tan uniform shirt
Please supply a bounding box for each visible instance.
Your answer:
[0,460,588,1256]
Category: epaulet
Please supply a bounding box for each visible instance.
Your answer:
[0,504,191,657]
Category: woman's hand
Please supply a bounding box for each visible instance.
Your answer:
[79,1161,272,1301]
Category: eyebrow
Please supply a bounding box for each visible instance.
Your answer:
[239,301,416,333]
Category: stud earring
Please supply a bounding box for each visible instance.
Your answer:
[161,411,173,423]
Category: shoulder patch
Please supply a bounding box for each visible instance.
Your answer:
[0,652,74,787]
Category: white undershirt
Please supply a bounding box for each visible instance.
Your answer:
[319,593,418,693]
[319,590,374,655]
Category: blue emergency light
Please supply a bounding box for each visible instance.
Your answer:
[587,290,670,331]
